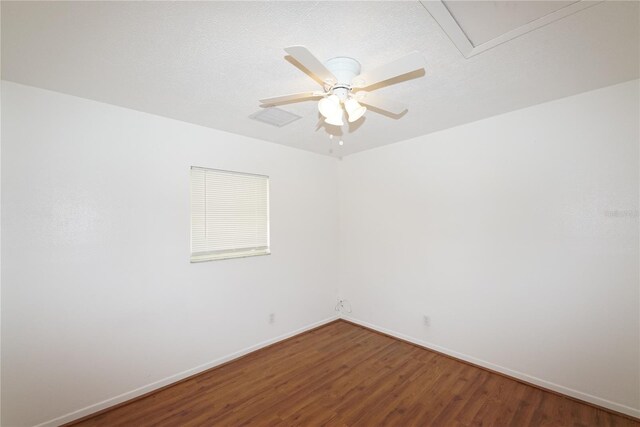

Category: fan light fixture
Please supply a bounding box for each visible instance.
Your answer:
[319,95,367,126]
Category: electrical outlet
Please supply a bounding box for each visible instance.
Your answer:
[423,315,430,326]
[335,299,352,314]
[269,313,275,324]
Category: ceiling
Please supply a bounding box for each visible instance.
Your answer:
[2,1,638,158]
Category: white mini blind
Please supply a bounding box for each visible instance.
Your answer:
[190,167,270,262]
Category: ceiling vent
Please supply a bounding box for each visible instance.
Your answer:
[249,107,301,127]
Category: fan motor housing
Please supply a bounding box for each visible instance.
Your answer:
[324,57,361,100]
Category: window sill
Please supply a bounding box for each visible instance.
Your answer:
[190,249,271,263]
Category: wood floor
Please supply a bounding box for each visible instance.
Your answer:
[71,320,638,427]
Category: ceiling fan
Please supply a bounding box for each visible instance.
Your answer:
[260,46,425,127]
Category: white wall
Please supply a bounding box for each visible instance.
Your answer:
[2,79,639,426]
[339,79,640,416]
[0,81,340,427]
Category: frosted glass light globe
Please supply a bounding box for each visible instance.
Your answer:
[325,111,344,127]
[318,95,341,119]
[345,98,367,123]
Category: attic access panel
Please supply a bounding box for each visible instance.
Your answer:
[422,0,602,57]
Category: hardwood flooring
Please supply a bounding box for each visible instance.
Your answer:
[70,320,638,427]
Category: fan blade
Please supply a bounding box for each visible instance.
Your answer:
[356,92,407,115]
[284,46,337,85]
[352,51,424,88]
[260,91,324,105]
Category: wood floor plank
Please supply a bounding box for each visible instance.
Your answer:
[69,320,640,427]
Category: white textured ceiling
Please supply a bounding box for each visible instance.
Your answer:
[2,1,638,157]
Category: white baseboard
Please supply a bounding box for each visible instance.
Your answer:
[341,315,640,419]
[34,315,340,427]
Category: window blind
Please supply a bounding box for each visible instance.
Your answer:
[190,167,270,262]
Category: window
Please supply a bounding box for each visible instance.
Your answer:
[190,167,270,262]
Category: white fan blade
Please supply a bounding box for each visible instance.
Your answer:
[356,92,407,115]
[260,91,324,105]
[352,51,424,88]
[284,46,337,85]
